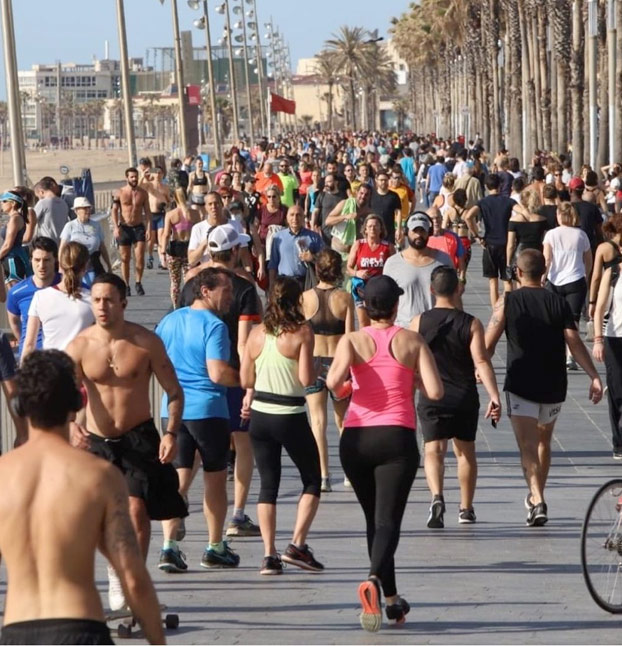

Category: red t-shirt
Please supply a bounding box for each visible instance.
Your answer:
[355,240,391,278]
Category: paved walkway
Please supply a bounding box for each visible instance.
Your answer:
[4,248,622,644]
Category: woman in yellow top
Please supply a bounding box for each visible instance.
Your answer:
[241,276,323,576]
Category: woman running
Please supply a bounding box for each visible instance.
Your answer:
[0,190,31,286]
[241,277,323,576]
[327,275,443,632]
[189,156,211,205]
[302,249,354,492]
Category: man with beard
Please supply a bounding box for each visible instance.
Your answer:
[382,212,452,328]
[111,168,151,296]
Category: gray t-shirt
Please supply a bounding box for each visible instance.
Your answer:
[34,196,70,244]
[382,250,453,328]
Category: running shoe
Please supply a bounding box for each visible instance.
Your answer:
[385,596,410,624]
[524,492,534,511]
[146,255,154,269]
[158,548,188,573]
[226,514,261,537]
[343,476,352,489]
[281,543,324,572]
[614,450,622,461]
[107,565,126,611]
[566,357,579,371]
[135,282,145,296]
[176,495,189,542]
[321,476,332,493]
[260,554,283,575]
[427,498,445,529]
[458,508,477,524]
[526,501,548,527]
[200,542,240,569]
[358,576,382,632]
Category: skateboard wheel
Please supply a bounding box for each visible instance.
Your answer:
[165,614,179,629]
[118,623,132,638]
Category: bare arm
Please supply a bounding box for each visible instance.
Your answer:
[589,245,606,317]
[416,339,444,400]
[583,249,593,281]
[470,318,501,421]
[0,217,19,260]
[207,359,240,387]
[297,324,316,387]
[506,230,516,269]
[161,211,173,257]
[344,294,355,334]
[324,200,349,227]
[22,209,36,244]
[565,327,603,404]
[326,334,354,392]
[346,240,360,277]
[101,470,165,645]
[240,327,259,390]
[485,295,506,356]
[592,267,612,363]
[464,206,480,239]
[543,242,552,282]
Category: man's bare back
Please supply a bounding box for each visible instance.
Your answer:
[118,186,149,227]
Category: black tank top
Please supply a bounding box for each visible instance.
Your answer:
[418,307,478,410]
[309,287,345,336]
[603,240,622,271]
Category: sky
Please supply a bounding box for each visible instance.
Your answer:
[0,0,410,99]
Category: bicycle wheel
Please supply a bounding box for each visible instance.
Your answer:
[581,478,622,613]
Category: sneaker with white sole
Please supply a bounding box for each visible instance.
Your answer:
[107,564,126,611]
[458,508,476,524]
[526,501,548,526]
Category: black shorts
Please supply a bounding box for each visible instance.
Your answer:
[88,419,187,520]
[417,405,479,443]
[163,417,230,472]
[118,223,146,246]
[482,243,508,280]
[227,387,247,432]
[0,618,113,645]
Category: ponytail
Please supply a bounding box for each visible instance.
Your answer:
[59,242,89,299]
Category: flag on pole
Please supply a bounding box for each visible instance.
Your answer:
[270,92,296,115]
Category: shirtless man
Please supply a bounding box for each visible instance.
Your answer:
[0,350,164,645]
[112,168,151,297]
[66,272,187,611]
[141,166,171,271]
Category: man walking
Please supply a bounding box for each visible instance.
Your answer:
[33,177,69,245]
[370,170,402,244]
[485,249,602,526]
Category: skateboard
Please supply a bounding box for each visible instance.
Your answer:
[105,604,179,638]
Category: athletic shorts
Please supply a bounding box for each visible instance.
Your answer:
[482,243,508,280]
[417,405,479,443]
[505,392,563,425]
[304,356,349,401]
[88,419,188,520]
[163,416,230,472]
[118,223,146,246]
[0,618,113,645]
[190,193,205,205]
[227,386,248,431]
[151,213,165,231]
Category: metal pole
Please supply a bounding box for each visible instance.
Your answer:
[239,2,255,146]
[588,0,598,168]
[251,0,266,135]
[171,0,190,154]
[224,0,240,142]
[608,0,617,164]
[201,0,222,164]
[1,0,25,185]
[115,0,137,167]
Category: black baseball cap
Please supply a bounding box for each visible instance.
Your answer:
[363,275,404,312]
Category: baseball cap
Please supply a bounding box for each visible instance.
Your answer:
[208,223,250,252]
[406,212,432,232]
[229,200,244,211]
[363,275,404,313]
[568,176,585,191]
[73,196,92,209]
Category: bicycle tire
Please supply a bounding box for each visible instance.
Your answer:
[581,478,622,613]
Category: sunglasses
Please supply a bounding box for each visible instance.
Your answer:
[267,195,278,198]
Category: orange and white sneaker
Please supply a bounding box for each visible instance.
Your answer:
[358,576,382,632]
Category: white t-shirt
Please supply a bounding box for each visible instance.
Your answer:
[543,226,591,286]
[188,221,211,265]
[28,286,94,350]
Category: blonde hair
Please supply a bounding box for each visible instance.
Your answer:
[520,188,541,214]
[60,242,89,299]
[557,201,578,227]
[442,173,455,190]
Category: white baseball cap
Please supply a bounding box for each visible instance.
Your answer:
[208,224,250,252]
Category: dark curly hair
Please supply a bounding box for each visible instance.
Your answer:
[314,248,343,285]
[264,276,305,336]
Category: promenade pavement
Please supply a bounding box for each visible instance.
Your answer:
[3,247,621,644]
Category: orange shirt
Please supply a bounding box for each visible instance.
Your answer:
[255,173,284,205]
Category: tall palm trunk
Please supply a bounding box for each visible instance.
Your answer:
[506,0,523,162]
[538,9,552,151]
[597,0,609,168]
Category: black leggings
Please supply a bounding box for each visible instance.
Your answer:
[340,426,419,598]
[249,409,321,504]
[605,337,622,452]
[546,277,587,322]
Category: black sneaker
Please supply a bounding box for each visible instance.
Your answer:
[146,255,154,269]
[135,282,145,296]
[385,596,410,624]
[458,508,476,524]
[524,492,534,511]
[281,543,324,572]
[427,498,445,528]
[260,555,283,575]
[126,285,131,297]
[226,514,261,537]
[526,501,548,527]
[158,548,188,573]
[200,542,240,569]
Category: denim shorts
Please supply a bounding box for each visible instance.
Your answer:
[305,357,350,401]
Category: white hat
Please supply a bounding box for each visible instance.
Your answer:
[208,223,250,252]
[73,196,92,209]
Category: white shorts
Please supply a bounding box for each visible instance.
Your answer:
[505,392,563,425]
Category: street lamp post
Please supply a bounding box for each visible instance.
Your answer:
[607,0,617,164]
[588,0,598,168]
[251,0,267,135]
[169,0,190,154]
[189,0,222,165]
[115,0,137,167]
[217,1,240,142]
[1,0,26,184]
[233,1,254,145]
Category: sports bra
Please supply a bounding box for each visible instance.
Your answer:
[173,217,193,233]
[308,287,345,336]
[603,240,622,270]
[193,172,208,187]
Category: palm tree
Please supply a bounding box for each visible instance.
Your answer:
[314,50,339,130]
[362,42,397,130]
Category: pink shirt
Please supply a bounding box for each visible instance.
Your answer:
[344,325,416,429]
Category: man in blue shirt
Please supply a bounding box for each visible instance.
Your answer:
[426,156,448,205]
[7,237,60,357]
[268,205,324,288]
[399,148,417,190]
[156,267,242,572]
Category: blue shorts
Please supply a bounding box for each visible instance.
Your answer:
[152,213,165,230]
[227,386,247,431]
[305,357,350,401]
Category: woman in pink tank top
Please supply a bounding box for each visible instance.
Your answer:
[327,274,442,632]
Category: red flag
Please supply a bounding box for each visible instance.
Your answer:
[270,92,296,115]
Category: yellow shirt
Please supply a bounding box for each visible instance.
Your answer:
[391,186,410,222]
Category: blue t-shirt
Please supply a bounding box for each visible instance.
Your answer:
[6,274,62,357]
[428,163,448,193]
[400,157,416,189]
[157,307,230,420]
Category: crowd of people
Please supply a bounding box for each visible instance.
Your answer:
[0,129,618,642]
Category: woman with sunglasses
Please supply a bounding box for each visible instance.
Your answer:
[0,190,32,286]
